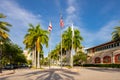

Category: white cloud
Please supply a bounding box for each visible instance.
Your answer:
[1,0,117,55]
[97,20,117,41]
[67,0,75,5]
[81,20,119,48]
[65,0,78,25]
[65,0,119,48]
[66,6,76,14]
[0,0,41,26]
[0,0,42,49]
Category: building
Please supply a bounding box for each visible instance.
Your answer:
[86,40,120,64]
[23,50,32,60]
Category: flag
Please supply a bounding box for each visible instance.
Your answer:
[60,15,64,28]
[48,22,52,31]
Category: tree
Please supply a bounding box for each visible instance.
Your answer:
[40,50,44,68]
[1,41,27,67]
[73,29,83,52]
[73,51,87,66]
[23,24,37,68]
[49,49,59,65]
[62,27,83,67]
[0,13,12,39]
[48,43,66,66]
[112,26,120,41]
[0,13,11,73]
[23,24,49,68]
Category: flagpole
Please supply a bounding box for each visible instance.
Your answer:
[60,13,64,69]
[49,32,51,69]
[60,28,62,69]
[48,21,52,69]
[71,23,74,67]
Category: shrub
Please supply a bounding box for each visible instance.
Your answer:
[83,64,120,68]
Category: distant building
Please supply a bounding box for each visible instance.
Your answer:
[86,40,120,64]
[23,50,32,60]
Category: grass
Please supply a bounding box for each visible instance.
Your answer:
[65,66,72,69]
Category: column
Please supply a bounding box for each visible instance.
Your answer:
[101,58,103,64]
[112,52,115,64]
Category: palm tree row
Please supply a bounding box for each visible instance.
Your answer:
[49,26,83,67]
[23,24,49,68]
[48,43,65,66]
[62,27,83,67]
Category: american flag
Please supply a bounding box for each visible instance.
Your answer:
[60,16,64,28]
[48,22,52,31]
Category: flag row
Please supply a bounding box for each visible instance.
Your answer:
[48,15,64,32]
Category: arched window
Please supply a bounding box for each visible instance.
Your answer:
[115,54,120,64]
[95,57,101,63]
[103,56,111,63]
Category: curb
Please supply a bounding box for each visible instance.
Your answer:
[0,71,15,76]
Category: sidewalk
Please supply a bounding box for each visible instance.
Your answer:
[0,70,15,76]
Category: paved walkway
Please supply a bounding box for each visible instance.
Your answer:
[0,70,15,76]
[0,67,120,80]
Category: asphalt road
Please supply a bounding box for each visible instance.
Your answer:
[0,67,120,80]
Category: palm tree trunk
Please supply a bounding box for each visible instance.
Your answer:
[32,50,34,67]
[66,50,69,65]
[37,51,40,68]
[68,49,73,67]
[70,49,73,67]
[34,46,37,68]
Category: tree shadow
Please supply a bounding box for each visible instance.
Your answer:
[0,76,10,80]
[0,68,79,80]
[85,67,120,72]
[35,69,79,80]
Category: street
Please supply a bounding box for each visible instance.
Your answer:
[0,67,120,80]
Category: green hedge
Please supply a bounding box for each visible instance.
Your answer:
[83,64,120,68]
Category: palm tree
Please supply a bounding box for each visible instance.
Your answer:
[0,13,12,39]
[48,44,60,66]
[62,27,83,67]
[23,24,37,68]
[0,13,11,73]
[112,26,120,41]
[50,49,59,65]
[73,29,83,52]
[23,24,49,68]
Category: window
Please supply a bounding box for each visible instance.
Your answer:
[95,57,101,63]
[117,43,119,46]
[118,55,120,61]
[106,46,108,49]
[103,56,111,63]
[114,43,116,47]
[115,54,120,63]
[111,44,113,48]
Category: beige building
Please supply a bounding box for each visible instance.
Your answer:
[23,50,32,60]
[86,40,120,64]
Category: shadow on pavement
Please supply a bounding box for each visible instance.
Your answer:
[26,69,79,80]
[0,68,79,80]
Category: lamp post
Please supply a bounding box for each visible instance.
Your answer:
[0,41,3,73]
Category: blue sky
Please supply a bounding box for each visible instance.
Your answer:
[0,0,120,56]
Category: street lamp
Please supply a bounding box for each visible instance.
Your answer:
[0,41,3,73]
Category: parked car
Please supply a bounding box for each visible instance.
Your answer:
[4,64,14,69]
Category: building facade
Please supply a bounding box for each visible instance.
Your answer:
[23,50,32,60]
[86,40,120,64]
